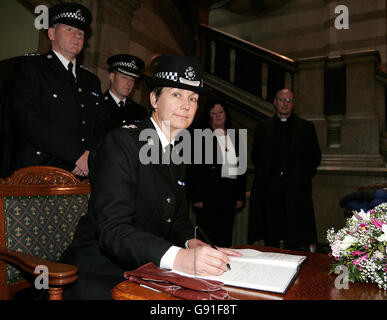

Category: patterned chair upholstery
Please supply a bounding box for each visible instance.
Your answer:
[0,166,91,300]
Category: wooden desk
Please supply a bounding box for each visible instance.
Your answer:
[111,246,387,300]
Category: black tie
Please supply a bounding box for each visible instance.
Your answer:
[165,143,178,183]
[164,143,177,166]
[67,61,76,82]
[119,101,124,108]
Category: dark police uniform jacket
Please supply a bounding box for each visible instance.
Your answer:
[102,91,148,130]
[61,118,194,299]
[10,50,109,172]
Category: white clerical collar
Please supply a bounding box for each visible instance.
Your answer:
[150,117,174,150]
[109,90,126,106]
[52,50,76,78]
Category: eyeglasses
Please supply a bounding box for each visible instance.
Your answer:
[278,97,293,103]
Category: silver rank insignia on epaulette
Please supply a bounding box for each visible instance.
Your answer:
[122,124,137,129]
[25,52,40,56]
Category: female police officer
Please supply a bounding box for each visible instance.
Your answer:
[61,55,240,299]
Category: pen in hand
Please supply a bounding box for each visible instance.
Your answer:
[196,226,232,271]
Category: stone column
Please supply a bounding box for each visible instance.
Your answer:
[293,56,327,154]
[340,50,384,166]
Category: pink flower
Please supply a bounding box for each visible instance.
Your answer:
[359,223,368,231]
[353,254,368,265]
[353,212,363,221]
[351,251,365,257]
[371,219,384,230]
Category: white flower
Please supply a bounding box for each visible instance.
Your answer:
[331,240,341,258]
[353,209,371,222]
[340,235,357,250]
[373,250,385,260]
[377,223,387,243]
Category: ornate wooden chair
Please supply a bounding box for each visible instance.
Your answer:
[0,166,91,300]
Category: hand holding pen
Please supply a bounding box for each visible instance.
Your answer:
[175,236,242,276]
[195,226,233,271]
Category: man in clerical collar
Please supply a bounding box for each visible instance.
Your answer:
[10,2,109,177]
[103,54,148,130]
[274,88,294,121]
[249,88,321,253]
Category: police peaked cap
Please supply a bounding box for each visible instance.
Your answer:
[49,2,92,32]
[144,55,210,94]
[107,54,145,78]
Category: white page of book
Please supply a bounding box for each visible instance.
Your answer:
[231,249,306,268]
[211,259,298,292]
[172,248,306,293]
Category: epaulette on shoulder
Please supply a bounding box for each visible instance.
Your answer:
[80,65,89,71]
[122,124,138,130]
[24,52,40,57]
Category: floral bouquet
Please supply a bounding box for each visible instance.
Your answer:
[327,202,387,290]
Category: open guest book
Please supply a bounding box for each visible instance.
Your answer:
[173,248,307,294]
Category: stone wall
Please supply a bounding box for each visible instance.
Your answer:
[209,0,387,68]
[89,0,183,106]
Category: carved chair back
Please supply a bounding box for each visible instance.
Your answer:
[0,166,91,299]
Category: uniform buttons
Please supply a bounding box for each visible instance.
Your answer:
[122,120,127,124]
[166,197,171,203]
[82,120,86,125]
[78,88,83,93]
[166,218,172,223]
[36,151,42,155]
[96,102,100,106]
[53,94,58,98]
[80,104,85,108]
[81,138,85,142]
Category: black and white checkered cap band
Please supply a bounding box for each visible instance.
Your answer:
[51,12,86,24]
[154,72,178,82]
[112,61,139,71]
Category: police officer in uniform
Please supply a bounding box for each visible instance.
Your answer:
[61,55,241,299]
[103,54,147,129]
[10,3,108,177]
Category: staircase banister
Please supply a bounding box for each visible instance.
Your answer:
[199,23,297,71]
